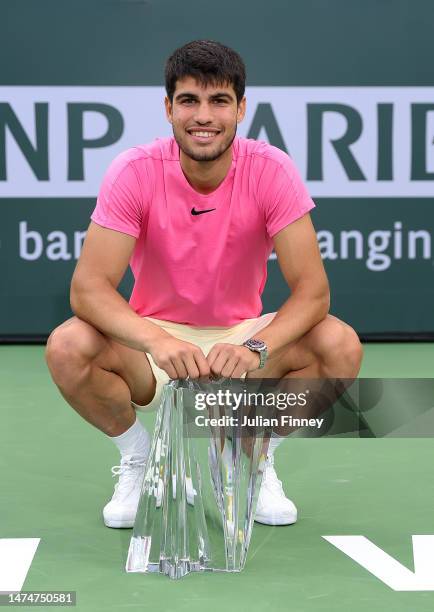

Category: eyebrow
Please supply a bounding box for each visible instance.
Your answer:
[175,92,234,102]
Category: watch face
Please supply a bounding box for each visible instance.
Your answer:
[246,339,265,350]
[243,339,268,369]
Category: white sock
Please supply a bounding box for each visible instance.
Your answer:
[110,416,150,458]
[267,432,285,458]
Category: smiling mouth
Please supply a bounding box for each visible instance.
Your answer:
[187,129,221,142]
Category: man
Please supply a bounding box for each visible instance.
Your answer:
[46,40,363,529]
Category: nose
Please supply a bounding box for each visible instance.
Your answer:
[193,101,213,124]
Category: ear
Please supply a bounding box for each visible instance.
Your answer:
[165,96,173,124]
[237,96,246,124]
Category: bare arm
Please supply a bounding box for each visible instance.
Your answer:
[71,223,210,379]
[70,222,170,352]
[252,213,330,357]
[206,213,329,377]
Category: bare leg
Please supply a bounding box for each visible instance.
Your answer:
[46,317,157,437]
[247,314,363,436]
[257,315,363,379]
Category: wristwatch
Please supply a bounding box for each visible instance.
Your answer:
[242,338,268,369]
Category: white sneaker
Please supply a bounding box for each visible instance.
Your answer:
[254,455,297,526]
[103,454,148,528]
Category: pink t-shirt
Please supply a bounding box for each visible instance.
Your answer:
[91,137,315,326]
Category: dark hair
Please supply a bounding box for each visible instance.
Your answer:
[165,40,246,103]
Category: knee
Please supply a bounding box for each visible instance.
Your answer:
[316,321,363,378]
[45,319,102,390]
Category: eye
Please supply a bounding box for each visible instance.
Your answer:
[181,98,196,105]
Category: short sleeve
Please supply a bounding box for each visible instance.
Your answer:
[91,152,146,239]
[256,150,315,238]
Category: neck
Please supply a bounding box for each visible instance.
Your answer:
[180,146,233,195]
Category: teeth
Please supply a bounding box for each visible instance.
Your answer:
[190,131,216,138]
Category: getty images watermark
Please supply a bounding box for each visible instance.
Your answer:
[193,388,325,429]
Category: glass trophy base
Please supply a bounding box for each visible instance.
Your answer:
[126,535,211,578]
[126,379,268,579]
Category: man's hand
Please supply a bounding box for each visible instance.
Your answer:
[206,343,260,378]
[148,336,210,380]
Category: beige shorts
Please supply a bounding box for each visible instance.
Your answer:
[131,312,276,413]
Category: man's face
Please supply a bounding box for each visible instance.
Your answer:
[165,76,246,162]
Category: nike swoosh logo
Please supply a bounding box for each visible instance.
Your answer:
[191,207,216,216]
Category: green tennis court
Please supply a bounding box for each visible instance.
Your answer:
[2,343,434,611]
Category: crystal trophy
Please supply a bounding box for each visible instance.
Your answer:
[126,379,269,579]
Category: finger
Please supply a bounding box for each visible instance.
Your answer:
[206,344,223,369]
[183,353,200,379]
[232,362,248,378]
[221,357,238,378]
[164,360,179,380]
[210,352,230,377]
[193,350,211,377]
[172,358,189,380]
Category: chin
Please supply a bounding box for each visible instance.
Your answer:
[188,148,225,162]
[173,127,237,163]
[179,137,235,163]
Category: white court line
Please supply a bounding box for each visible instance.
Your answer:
[0,539,40,592]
